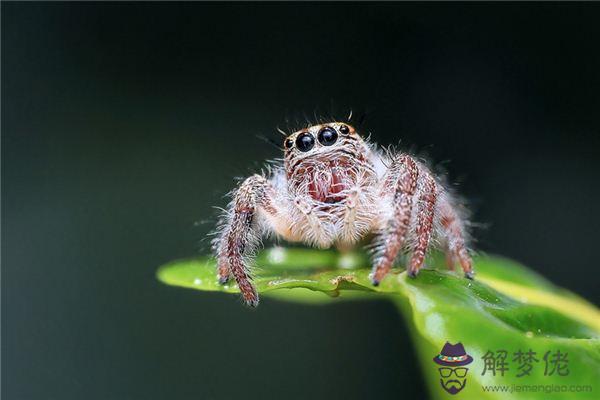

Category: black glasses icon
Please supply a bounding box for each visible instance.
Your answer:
[439,367,468,378]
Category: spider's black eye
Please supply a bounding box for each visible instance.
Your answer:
[295,132,315,152]
[318,127,338,146]
[284,138,293,149]
[339,124,350,135]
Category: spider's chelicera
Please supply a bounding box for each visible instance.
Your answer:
[214,122,473,307]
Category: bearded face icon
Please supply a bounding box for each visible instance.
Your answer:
[433,342,473,395]
[438,366,469,394]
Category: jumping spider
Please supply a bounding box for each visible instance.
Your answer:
[214,122,473,306]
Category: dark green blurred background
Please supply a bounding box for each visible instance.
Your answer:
[3,3,599,400]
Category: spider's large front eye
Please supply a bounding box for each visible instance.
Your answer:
[295,132,315,152]
[318,127,338,146]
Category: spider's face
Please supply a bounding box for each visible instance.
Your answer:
[283,123,366,202]
[283,122,360,159]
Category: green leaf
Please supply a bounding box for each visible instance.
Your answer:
[157,248,600,399]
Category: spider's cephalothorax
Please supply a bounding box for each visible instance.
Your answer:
[214,122,473,307]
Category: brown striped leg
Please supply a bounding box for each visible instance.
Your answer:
[444,243,456,271]
[408,174,437,277]
[217,260,231,285]
[219,210,259,306]
[371,155,419,285]
[439,199,474,279]
[216,175,279,307]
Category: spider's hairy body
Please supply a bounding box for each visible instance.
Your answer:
[214,122,473,307]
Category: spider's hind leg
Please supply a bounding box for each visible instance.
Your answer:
[443,242,456,271]
[438,194,474,279]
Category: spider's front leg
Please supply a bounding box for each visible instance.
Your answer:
[407,172,437,277]
[215,174,280,307]
[371,155,419,285]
